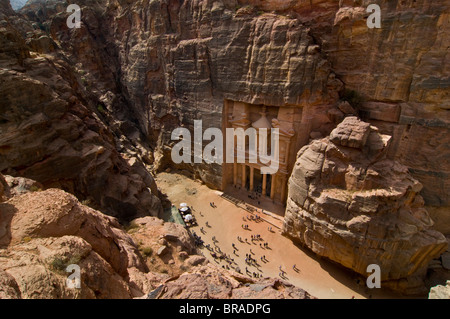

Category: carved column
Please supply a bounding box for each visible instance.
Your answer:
[233,162,237,187]
[262,174,267,196]
[242,164,246,189]
[250,166,254,191]
[270,174,276,200]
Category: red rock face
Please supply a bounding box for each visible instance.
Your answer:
[0,0,162,221]
[0,187,147,298]
[236,0,450,233]
[323,2,450,232]
[8,1,447,226]
[0,0,448,298]
[0,181,313,299]
[283,117,448,294]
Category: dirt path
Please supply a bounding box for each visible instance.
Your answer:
[155,172,402,299]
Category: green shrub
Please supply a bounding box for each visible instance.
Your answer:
[81,199,92,206]
[50,255,82,273]
[125,221,139,232]
[29,185,41,192]
[50,257,67,272]
[97,104,105,113]
[23,236,32,243]
[140,246,153,257]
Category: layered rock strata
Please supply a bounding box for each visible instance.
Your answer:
[0,0,162,221]
[15,0,449,232]
[0,186,149,298]
[144,264,314,299]
[240,0,450,234]
[17,0,340,190]
[283,117,448,294]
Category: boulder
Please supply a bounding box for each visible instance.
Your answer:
[0,270,21,299]
[186,255,207,267]
[0,188,150,298]
[283,119,448,294]
[337,101,357,115]
[329,116,371,149]
[0,189,147,276]
[132,216,196,254]
[429,281,450,299]
[157,245,168,256]
[4,175,43,197]
[0,236,133,299]
[145,264,315,299]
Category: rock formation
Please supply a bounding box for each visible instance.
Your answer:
[0,175,313,298]
[0,0,162,221]
[0,0,448,298]
[16,0,448,233]
[144,264,314,299]
[283,117,448,294]
[1,0,447,230]
[428,280,450,299]
[16,0,340,189]
[0,186,149,298]
[240,0,450,234]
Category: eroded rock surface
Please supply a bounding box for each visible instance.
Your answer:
[237,0,450,234]
[0,0,162,221]
[283,117,448,294]
[0,179,312,299]
[428,280,450,299]
[144,264,314,299]
[0,187,148,298]
[14,0,449,231]
[0,0,448,298]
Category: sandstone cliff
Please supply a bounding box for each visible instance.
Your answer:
[17,0,341,189]
[1,0,448,297]
[0,0,162,221]
[283,117,448,294]
[239,0,450,234]
[14,0,448,232]
[0,185,149,298]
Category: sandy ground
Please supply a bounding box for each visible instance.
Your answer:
[155,171,403,299]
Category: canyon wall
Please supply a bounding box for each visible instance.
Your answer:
[0,0,448,296]
[238,0,450,232]
[283,117,448,294]
[27,0,339,189]
[0,0,162,221]
[17,0,447,231]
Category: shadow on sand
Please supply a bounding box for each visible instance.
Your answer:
[288,238,414,299]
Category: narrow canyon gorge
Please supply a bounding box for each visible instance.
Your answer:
[0,0,449,299]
